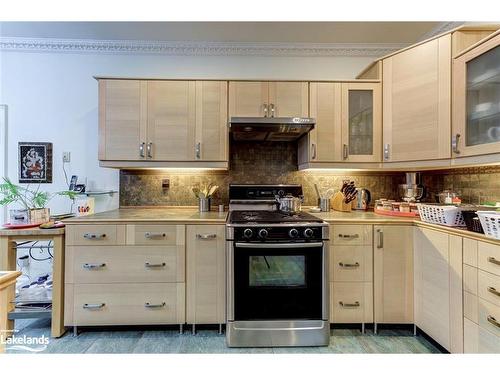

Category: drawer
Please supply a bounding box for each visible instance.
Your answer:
[330,282,373,323]
[66,245,185,283]
[126,225,184,246]
[66,225,126,246]
[463,238,478,267]
[332,225,372,246]
[464,318,500,353]
[478,242,500,277]
[464,290,478,323]
[478,297,500,338]
[463,264,478,295]
[478,270,500,307]
[70,283,185,326]
[330,245,372,282]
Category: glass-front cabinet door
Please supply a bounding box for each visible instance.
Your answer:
[341,82,382,162]
[453,33,500,157]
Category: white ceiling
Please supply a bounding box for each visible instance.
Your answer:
[0,22,454,44]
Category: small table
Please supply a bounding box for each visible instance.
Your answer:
[0,227,65,338]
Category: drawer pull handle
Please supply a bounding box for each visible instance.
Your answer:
[83,233,106,240]
[83,263,106,270]
[145,302,166,308]
[376,229,383,249]
[487,287,500,297]
[145,262,166,268]
[144,232,167,239]
[196,233,217,240]
[83,303,105,310]
[487,315,500,328]
[338,234,359,239]
[339,301,360,308]
[488,257,500,266]
[339,262,360,268]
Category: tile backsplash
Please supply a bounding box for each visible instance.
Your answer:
[119,141,500,207]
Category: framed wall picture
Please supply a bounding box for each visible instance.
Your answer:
[18,142,53,183]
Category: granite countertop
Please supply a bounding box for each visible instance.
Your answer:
[63,207,499,244]
[63,207,228,224]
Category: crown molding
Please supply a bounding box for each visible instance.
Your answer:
[0,37,409,57]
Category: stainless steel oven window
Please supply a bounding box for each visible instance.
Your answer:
[249,255,306,287]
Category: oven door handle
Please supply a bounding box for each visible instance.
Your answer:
[234,242,323,249]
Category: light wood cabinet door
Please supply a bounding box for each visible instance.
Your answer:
[452,32,500,157]
[413,228,464,353]
[307,82,342,162]
[98,80,147,161]
[195,81,228,161]
[382,34,451,162]
[147,81,196,160]
[268,82,309,117]
[186,225,226,324]
[373,225,413,325]
[228,81,269,117]
[341,82,382,162]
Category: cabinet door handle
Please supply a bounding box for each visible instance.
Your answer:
[343,144,349,160]
[269,103,275,118]
[383,144,390,161]
[263,103,268,117]
[377,229,383,249]
[452,134,461,155]
[144,232,166,239]
[83,303,105,310]
[196,233,217,240]
[487,315,500,328]
[339,262,360,268]
[311,143,317,160]
[145,302,166,308]
[147,142,153,158]
[338,234,359,239]
[83,233,106,240]
[195,142,201,159]
[145,262,166,268]
[339,301,360,308]
[83,263,106,270]
[487,287,500,297]
[488,257,500,266]
[139,142,145,158]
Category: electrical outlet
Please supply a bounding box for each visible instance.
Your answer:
[63,152,71,163]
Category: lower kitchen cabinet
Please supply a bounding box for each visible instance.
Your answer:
[413,227,463,353]
[186,225,226,325]
[330,282,373,324]
[373,225,414,327]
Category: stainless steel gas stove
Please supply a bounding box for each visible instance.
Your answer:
[226,184,329,347]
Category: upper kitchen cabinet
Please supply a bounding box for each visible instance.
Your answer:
[228,81,308,118]
[382,34,452,163]
[98,79,147,161]
[298,81,381,168]
[452,31,500,157]
[147,81,196,161]
[341,82,382,163]
[98,79,228,168]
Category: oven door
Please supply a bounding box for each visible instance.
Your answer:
[230,242,326,321]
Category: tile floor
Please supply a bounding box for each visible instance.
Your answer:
[5,319,442,354]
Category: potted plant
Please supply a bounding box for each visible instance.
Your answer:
[0,178,77,225]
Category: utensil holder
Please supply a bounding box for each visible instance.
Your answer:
[319,198,330,212]
[199,198,211,212]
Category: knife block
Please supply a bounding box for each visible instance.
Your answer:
[331,192,352,212]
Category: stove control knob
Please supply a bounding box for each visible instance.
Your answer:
[303,228,314,238]
[243,228,253,239]
[258,229,269,239]
[289,228,299,238]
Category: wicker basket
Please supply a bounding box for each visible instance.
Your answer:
[461,210,484,234]
[477,211,500,240]
[417,204,466,227]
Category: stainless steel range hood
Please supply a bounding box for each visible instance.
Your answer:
[228,117,315,141]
